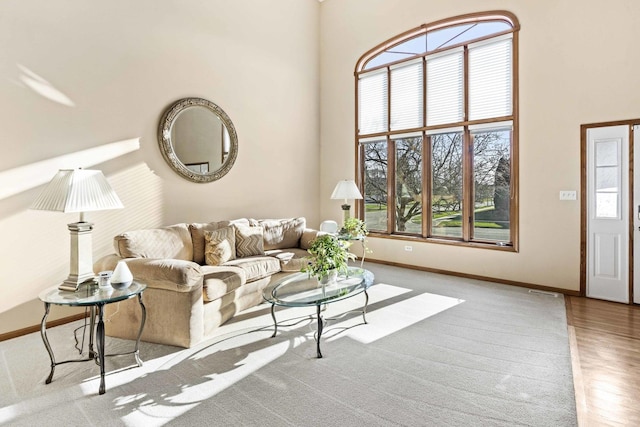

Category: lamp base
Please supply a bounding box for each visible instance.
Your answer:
[57,221,96,292]
[58,276,96,292]
[341,204,351,226]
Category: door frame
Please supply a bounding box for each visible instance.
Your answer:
[580,118,640,301]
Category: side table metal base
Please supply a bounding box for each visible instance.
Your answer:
[40,292,146,395]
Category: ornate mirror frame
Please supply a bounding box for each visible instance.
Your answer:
[158,97,238,183]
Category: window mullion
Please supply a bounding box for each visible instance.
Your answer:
[388,137,396,233]
[423,132,430,238]
[386,68,393,234]
[465,132,472,242]
[422,58,427,128]
[462,46,471,242]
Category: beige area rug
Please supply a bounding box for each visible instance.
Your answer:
[0,263,577,426]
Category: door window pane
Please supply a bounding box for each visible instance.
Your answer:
[594,138,621,219]
[596,167,618,191]
[472,130,511,241]
[595,140,618,166]
[394,137,423,233]
[431,132,463,237]
[596,193,618,219]
[363,141,388,232]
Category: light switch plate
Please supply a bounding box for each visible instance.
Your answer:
[559,190,577,200]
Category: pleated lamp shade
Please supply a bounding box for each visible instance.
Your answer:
[330,180,363,226]
[330,180,363,202]
[31,169,123,217]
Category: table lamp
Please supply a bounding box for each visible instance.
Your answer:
[31,169,123,291]
[330,180,363,226]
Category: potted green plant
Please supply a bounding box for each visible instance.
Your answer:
[302,234,356,284]
[340,217,368,238]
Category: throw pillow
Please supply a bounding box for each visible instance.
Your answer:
[235,225,265,258]
[249,217,306,250]
[204,226,236,265]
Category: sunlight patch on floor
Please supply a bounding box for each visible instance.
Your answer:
[326,286,464,344]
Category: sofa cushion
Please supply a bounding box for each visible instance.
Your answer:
[235,225,265,258]
[223,255,280,282]
[204,226,236,266]
[189,218,250,264]
[249,217,306,251]
[265,248,310,272]
[300,228,327,250]
[114,223,193,261]
[201,265,246,302]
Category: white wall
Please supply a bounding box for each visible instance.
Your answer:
[319,0,640,292]
[0,0,320,334]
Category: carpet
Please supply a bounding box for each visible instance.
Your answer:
[0,263,577,426]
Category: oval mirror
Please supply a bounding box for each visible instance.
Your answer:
[158,98,238,183]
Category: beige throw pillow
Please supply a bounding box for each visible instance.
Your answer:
[204,226,236,266]
[235,225,265,258]
[248,217,306,250]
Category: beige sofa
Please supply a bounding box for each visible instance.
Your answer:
[94,217,321,348]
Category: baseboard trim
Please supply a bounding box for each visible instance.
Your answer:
[0,313,87,343]
[365,257,582,297]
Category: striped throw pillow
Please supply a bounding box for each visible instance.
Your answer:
[235,225,265,258]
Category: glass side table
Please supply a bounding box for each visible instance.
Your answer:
[38,281,147,395]
[338,234,367,268]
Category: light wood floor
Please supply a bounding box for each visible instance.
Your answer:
[566,296,640,426]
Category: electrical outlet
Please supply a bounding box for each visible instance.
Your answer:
[404,245,413,252]
[559,190,577,201]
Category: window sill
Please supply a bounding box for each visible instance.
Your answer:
[367,232,518,252]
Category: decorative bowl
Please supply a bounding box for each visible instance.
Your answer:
[110,280,132,290]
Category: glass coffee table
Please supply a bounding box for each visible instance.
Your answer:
[263,266,374,358]
[39,281,146,395]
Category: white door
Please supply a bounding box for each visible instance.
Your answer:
[586,125,629,303]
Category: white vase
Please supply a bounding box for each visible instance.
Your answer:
[111,261,133,289]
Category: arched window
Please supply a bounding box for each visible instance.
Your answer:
[355,11,519,250]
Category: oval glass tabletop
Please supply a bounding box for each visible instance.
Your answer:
[39,281,147,306]
[264,267,374,307]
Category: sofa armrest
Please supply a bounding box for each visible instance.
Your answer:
[299,228,327,250]
[94,254,203,293]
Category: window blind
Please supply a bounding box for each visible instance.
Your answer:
[359,70,388,135]
[426,49,463,126]
[468,37,512,121]
[390,60,423,131]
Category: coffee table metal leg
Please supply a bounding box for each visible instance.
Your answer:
[363,289,369,324]
[40,303,56,384]
[270,303,278,337]
[133,293,146,367]
[316,304,323,358]
[96,304,106,395]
